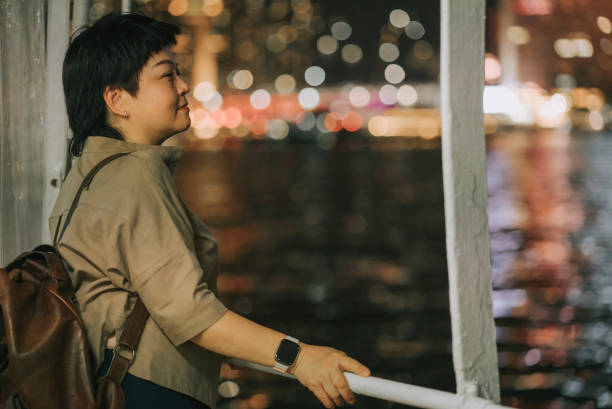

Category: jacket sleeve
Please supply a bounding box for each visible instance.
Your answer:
[107,157,227,346]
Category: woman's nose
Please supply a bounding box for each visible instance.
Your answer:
[178,76,190,95]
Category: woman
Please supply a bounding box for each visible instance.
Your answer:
[49,12,370,409]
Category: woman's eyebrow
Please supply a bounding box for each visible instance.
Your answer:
[154,59,178,69]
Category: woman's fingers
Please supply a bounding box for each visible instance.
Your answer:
[294,344,370,407]
[322,381,345,407]
[311,385,336,409]
[339,355,371,377]
[331,371,355,405]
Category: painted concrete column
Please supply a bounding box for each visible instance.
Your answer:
[122,0,131,13]
[440,0,500,402]
[0,0,48,264]
[73,0,90,32]
[44,0,70,244]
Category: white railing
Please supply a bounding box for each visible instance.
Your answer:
[228,359,513,409]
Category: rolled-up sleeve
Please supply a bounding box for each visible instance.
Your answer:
[109,157,227,346]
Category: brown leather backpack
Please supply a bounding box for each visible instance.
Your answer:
[0,152,148,409]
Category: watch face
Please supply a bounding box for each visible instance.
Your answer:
[276,339,300,365]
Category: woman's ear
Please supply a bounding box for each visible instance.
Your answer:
[103,85,130,118]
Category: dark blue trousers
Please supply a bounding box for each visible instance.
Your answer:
[97,349,210,409]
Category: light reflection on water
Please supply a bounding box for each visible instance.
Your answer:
[489,130,612,409]
[175,130,612,409]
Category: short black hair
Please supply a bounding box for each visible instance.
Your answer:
[62,12,179,157]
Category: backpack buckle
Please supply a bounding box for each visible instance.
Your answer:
[113,343,135,364]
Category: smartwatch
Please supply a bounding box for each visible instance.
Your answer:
[274,335,301,373]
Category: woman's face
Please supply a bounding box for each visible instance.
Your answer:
[125,47,191,145]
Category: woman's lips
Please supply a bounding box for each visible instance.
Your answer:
[178,106,189,111]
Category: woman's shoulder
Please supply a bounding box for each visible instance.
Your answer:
[77,153,171,208]
[101,151,177,205]
[50,149,179,222]
[98,149,176,192]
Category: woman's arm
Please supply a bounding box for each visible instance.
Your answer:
[190,310,370,408]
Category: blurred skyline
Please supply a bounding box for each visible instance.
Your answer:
[78,0,612,148]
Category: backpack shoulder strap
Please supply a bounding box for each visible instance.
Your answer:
[53,152,131,248]
[51,150,150,383]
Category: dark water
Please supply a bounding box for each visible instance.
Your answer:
[174,130,612,409]
[489,130,612,409]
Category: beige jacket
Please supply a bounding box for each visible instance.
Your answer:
[48,136,228,407]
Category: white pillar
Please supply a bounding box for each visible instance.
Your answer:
[44,0,70,244]
[73,0,90,32]
[0,0,48,264]
[440,0,500,402]
[122,0,131,13]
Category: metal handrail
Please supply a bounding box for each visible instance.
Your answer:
[228,359,514,409]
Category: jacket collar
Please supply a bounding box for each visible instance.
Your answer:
[81,136,185,174]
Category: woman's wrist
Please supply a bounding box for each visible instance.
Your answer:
[287,342,306,375]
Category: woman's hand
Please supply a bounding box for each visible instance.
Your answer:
[190,312,369,407]
[289,343,371,408]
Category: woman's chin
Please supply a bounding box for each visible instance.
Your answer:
[179,122,191,134]
[163,116,191,137]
